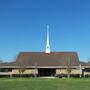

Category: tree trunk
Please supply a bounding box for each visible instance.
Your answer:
[67,73,70,79]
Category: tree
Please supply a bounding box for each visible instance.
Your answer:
[66,56,72,79]
[34,62,38,77]
[88,57,90,63]
[86,57,90,64]
[0,59,3,72]
[17,59,28,77]
[18,63,25,77]
[0,60,3,63]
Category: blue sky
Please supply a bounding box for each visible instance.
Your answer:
[0,0,90,62]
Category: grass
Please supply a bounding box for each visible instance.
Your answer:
[0,78,90,90]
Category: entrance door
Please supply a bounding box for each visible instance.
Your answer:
[38,68,56,76]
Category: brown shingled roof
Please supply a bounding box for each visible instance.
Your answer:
[0,62,17,66]
[80,61,90,66]
[16,52,80,66]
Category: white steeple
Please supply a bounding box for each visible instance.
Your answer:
[45,25,50,53]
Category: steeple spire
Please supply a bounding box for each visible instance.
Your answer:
[45,25,50,53]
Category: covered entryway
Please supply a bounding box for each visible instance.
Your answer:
[38,68,56,76]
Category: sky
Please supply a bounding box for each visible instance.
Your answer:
[0,0,90,62]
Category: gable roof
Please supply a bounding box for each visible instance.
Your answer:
[16,52,80,66]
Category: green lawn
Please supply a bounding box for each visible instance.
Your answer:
[0,78,90,90]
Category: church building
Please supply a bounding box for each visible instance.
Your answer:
[0,26,90,77]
